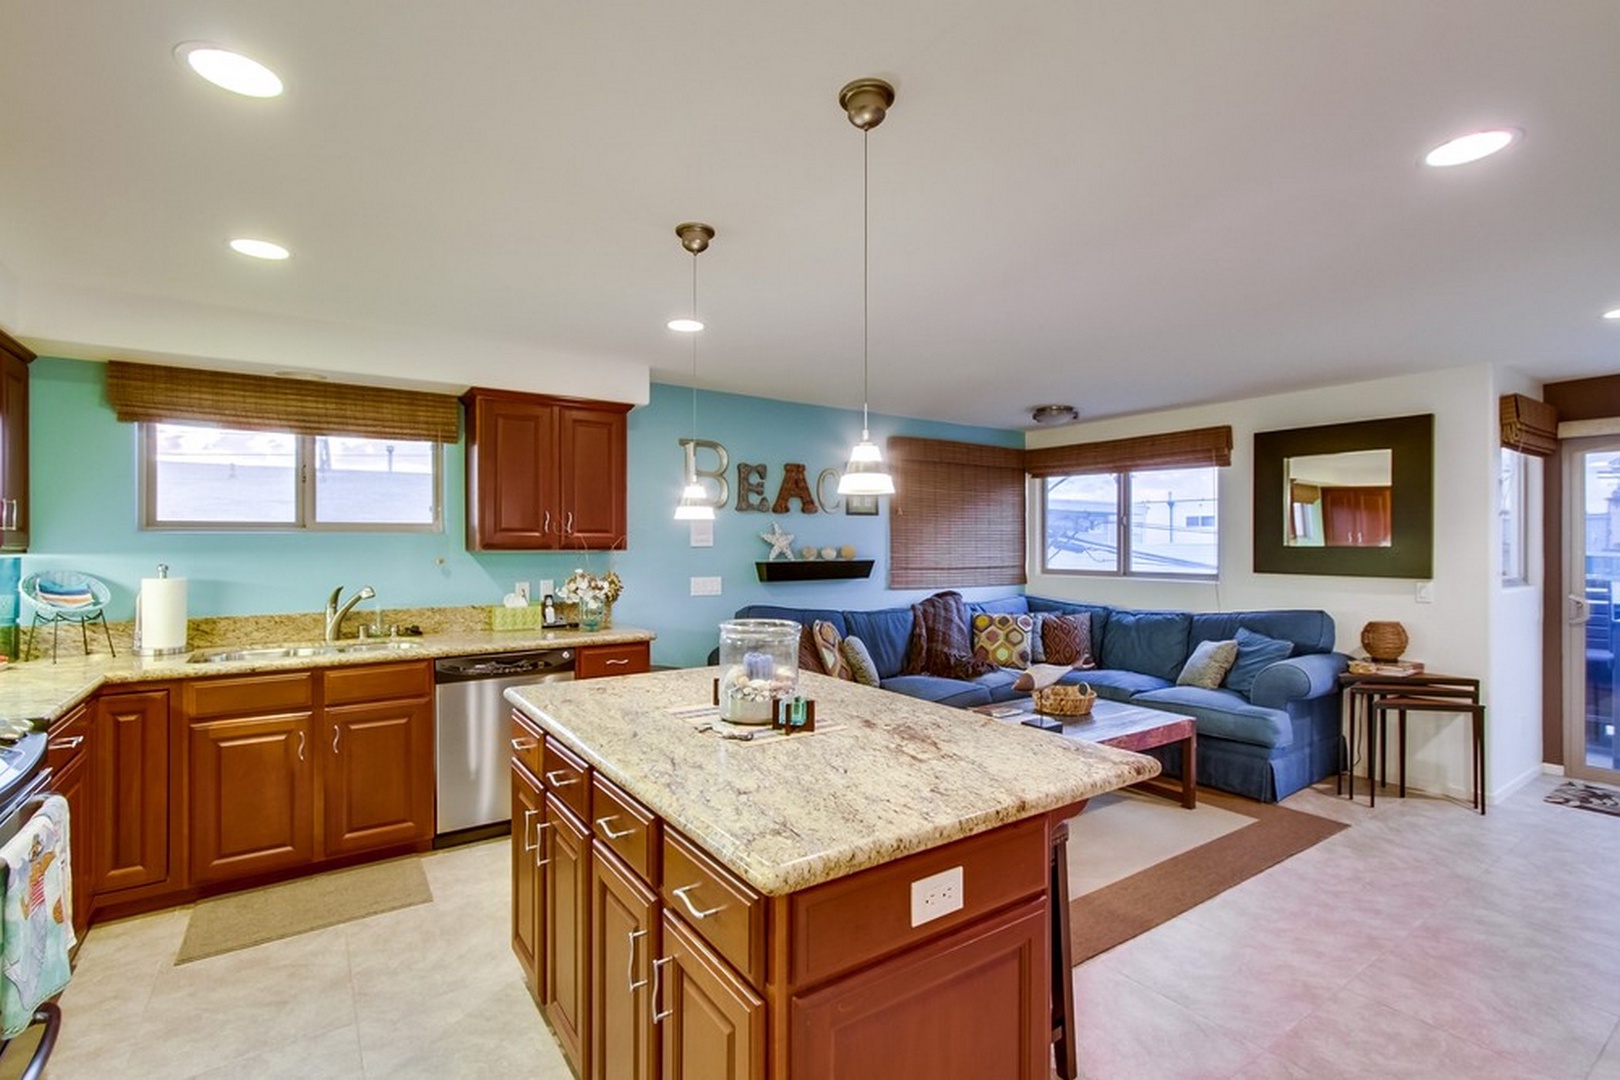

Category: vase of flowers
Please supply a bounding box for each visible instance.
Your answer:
[558,569,622,631]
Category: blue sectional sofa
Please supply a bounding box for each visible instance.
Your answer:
[731,595,1349,803]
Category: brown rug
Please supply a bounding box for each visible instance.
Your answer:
[176,857,433,964]
[1545,780,1620,817]
[1070,789,1346,964]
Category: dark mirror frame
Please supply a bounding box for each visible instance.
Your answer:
[1252,413,1434,578]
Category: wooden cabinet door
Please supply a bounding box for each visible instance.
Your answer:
[0,348,28,552]
[559,404,627,549]
[512,761,546,998]
[790,898,1048,1080]
[467,392,560,550]
[658,910,765,1080]
[322,697,434,857]
[189,714,315,884]
[544,794,592,1079]
[92,689,171,895]
[591,849,657,1080]
[53,750,91,940]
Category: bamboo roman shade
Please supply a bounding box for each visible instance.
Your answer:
[1023,425,1232,477]
[1499,393,1557,457]
[888,437,1026,589]
[105,361,460,443]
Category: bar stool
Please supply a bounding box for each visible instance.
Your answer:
[1369,677,1485,815]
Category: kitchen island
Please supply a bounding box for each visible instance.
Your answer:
[506,667,1159,1080]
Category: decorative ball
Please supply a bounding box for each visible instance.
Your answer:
[1360,621,1408,662]
[800,546,819,560]
[820,546,837,560]
[838,545,856,560]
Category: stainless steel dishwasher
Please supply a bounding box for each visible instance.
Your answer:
[434,649,573,838]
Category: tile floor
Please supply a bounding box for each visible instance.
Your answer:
[28,772,1620,1079]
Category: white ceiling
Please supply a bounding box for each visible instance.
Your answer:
[2,1,1618,430]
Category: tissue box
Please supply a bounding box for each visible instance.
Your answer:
[490,605,546,631]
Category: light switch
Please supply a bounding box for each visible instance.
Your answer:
[690,576,723,597]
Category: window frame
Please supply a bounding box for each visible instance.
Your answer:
[1499,446,1529,585]
[1039,465,1220,579]
[138,422,444,533]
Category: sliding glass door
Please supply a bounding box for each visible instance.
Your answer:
[1566,438,1620,783]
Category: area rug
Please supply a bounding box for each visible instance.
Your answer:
[176,857,433,964]
[1068,789,1346,964]
[1545,780,1620,817]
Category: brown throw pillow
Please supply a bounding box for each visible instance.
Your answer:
[907,591,997,679]
[798,623,826,676]
[812,620,854,681]
[1043,613,1095,669]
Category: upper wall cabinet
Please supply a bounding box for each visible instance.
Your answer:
[462,388,630,551]
[0,329,32,552]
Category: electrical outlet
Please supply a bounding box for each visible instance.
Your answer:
[1415,581,1434,604]
[539,579,555,600]
[909,866,964,927]
[690,576,723,597]
[515,581,530,603]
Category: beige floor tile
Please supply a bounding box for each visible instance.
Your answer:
[1070,961,1264,1080]
[1590,1019,1620,1080]
[188,1024,366,1080]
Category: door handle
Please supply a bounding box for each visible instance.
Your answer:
[332,727,341,754]
[627,929,648,993]
[543,510,552,536]
[296,731,306,762]
[1571,594,1591,625]
[534,822,553,868]
[651,956,673,1023]
[565,511,574,535]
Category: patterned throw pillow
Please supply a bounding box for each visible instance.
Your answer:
[1028,613,1047,664]
[812,620,854,681]
[1176,639,1239,689]
[972,613,1034,669]
[1042,613,1095,669]
[840,635,882,687]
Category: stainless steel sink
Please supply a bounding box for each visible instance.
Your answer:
[334,640,424,654]
[188,640,423,664]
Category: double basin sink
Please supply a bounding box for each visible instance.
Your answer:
[189,640,424,664]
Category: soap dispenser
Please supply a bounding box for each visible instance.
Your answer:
[542,594,557,626]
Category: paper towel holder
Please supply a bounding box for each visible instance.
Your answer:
[134,563,189,658]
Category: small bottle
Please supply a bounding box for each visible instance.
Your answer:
[542,594,557,625]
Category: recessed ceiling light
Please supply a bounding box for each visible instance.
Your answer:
[1424,129,1517,168]
[1603,308,1620,321]
[175,42,283,98]
[667,318,704,333]
[229,237,290,260]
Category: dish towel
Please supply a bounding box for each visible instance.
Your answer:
[0,795,74,1039]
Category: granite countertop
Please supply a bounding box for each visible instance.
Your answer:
[507,668,1161,896]
[0,626,656,726]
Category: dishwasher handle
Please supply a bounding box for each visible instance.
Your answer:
[434,650,574,683]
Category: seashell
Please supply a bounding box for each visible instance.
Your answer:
[838,545,856,559]
[820,546,837,560]
[800,546,819,560]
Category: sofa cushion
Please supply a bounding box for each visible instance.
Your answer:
[1042,613,1095,668]
[971,667,1026,703]
[1064,668,1171,701]
[1133,686,1294,749]
[967,596,1032,618]
[1223,626,1295,695]
[1099,610,1191,682]
[812,620,854,681]
[841,608,916,679]
[1177,639,1238,688]
[879,674,993,708]
[840,635,881,687]
[1189,610,1336,656]
[972,613,1033,669]
[734,605,847,637]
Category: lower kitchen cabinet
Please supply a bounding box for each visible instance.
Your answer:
[576,641,651,680]
[189,714,315,884]
[658,910,766,1080]
[322,697,433,857]
[512,760,546,998]
[92,688,171,896]
[545,793,592,1079]
[590,847,657,1080]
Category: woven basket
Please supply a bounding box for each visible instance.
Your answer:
[1360,620,1409,663]
[1032,682,1096,717]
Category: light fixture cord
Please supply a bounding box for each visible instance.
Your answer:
[688,251,700,483]
[861,126,871,438]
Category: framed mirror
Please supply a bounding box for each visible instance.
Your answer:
[1253,413,1433,578]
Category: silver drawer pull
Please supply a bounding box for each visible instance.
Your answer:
[605,658,630,666]
[544,770,579,788]
[511,737,538,752]
[596,816,634,840]
[521,808,540,852]
[651,956,673,1023]
[534,824,552,868]
[671,884,724,920]
[627,929,648,993]
[47,736,84,752]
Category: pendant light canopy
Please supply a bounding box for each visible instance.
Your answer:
[673,221,717,521]
[836,78,897,498]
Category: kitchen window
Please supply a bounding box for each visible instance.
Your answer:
[1042,466,1219,577]
[140,422,442,531]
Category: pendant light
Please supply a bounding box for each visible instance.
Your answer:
[673,222,716,521]
[836,78,897,497]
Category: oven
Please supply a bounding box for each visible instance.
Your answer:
[0,729,62,1080]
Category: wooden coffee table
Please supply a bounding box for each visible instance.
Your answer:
[974,695,1197,809]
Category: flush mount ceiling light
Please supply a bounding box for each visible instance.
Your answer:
[1423,129,1517,167]
[1031,404,1079,426]
[229,237,290,260]
[1603,308,1620,321]
[175,43,284,98]
[673,222,717,522]
[836,77,897,499]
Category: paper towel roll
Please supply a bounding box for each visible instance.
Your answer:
[136,576,188,655]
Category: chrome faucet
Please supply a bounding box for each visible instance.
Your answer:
[324,585,376,641]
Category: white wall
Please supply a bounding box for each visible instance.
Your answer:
[1027,363,1542,802]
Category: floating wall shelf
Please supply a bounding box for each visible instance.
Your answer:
[755,560,874,582]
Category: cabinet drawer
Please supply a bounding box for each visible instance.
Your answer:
[788,816,1047,987]
[187,672,314,720]
[662,828,764,986]
[510,712,543,775]
[323,660,431,706]
[47,703,90,771]
[590,773,658,882]
[576,642,649,680]
[542,736,591,823]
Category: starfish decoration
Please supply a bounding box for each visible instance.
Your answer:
[760,521,796,561]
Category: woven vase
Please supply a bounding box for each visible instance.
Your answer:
[1360,621,1408,662]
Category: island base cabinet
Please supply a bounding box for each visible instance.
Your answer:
[545,794,592,1079]
[512,762,546,999]
[790,897,1049,1080]
[590,848,657,1080]
[190,715,315,884]
[657,911,765,1080]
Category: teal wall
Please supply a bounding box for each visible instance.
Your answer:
[25,358,1021,667]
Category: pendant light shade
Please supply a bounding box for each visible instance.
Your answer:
[672,222,716,521]
[835,78,896,499]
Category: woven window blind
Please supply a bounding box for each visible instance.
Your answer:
[888,436,1027,589]
[1499,393,1557,458]
[1024,425,1232,477]
[105,361,460,443]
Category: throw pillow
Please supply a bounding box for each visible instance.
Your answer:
[1042,613,1095,669]
[1222,626,1295,695]
[840,635,882,687]
[905,591,997,679]
[972,612,1034,669]
[1177,639,1239,689]
[1028,613,1047,664]
[798,623,827,676]
[812,620,854,681]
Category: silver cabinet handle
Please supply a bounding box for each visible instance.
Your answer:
[332,727,341,754]
[543,510,552,536]
[296,731,305,762]
[596,815,634,840]
[521,808,540,852]
[651,956,673,1023]
[605,658,630,667]
[671,884,724,920]
[627,929,648,993]
[544,770,579,788]
[564,511,574,535]
[511,736,538,752]
[47,736,84,752]
[534,822,552,868]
